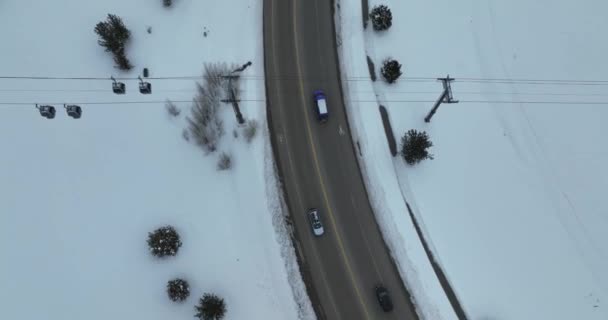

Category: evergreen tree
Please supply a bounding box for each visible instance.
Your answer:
[381,59,402,84]
[369,5,393,31]
[113,49,133,70]
[167,278,190,302]
[147,225,182,257]
[94,14,131,53]
[401,129,434,165]
[163,0,172,7]
[195,293,226,320]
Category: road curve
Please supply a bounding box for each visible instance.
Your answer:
[263,0,420,319]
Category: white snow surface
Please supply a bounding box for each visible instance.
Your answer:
[0,1,315,320]
[337,0,608,319]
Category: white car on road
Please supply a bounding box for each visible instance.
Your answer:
[307,208,324,236]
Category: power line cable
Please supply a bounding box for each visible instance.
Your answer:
[455,80,608,86]
[0,99,605,106]
[3,74,608,85]
[1,87,606,98]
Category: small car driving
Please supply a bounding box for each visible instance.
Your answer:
[313,90,328,123]
[375,285,393,312]
[307,208,324,236]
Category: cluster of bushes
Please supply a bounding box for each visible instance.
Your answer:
[368,5,404,84]
[367,6,436,164]
[147,226,227,320]
[94,14,133,70]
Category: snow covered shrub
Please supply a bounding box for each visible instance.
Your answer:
[381,59,402,84]
[401,129,434,165]
[195,293,226,320]
[217,152,232,171]
[147,225,182,257]
[163,0,172,7]
[166,100,181,117]
[369,5,393,31]
[243,119,258,143]
[167,278,190,302]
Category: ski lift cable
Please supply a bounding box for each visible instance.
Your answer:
[2,74,608,85]
[0,88,607,98]
[0,99,606,106]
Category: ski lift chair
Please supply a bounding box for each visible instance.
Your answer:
[111,76,126,94]
[65,104,82,119]
[36,104,56,119]
[138,76,151,94]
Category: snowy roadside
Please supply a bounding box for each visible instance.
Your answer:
[336,0,608,319]
[0,0,314,319]
[260,109,318,320]
[334,1,458,319]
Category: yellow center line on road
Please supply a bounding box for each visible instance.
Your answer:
[268,0,340,317]
[291,1,372,319]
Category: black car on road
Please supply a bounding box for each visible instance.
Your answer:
[375,285,393,312]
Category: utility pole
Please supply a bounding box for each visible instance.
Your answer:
[221,75,245,124]
[221,61,252,125]
[424,75,458,123]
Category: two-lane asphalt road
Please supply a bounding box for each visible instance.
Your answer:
[263,0,420,319]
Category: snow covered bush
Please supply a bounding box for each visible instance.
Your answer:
[94,14,133,70]
[381,59,402,84]
[163,0,172,7]
[217,152,232,171]
[167,278,190,302]
[401,129,434,165]
[195,293,226,320]
[243,119,258,143]
[369,5,393,31]
[147,225,182,257]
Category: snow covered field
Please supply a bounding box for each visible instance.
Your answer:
[0,1,314,319]
[337,0,608,319]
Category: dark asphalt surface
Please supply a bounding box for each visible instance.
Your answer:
[263,0,420,319]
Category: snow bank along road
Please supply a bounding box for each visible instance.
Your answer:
[263,0,419,319]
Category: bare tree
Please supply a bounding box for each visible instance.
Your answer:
[182,128,190,141]
[187,95,223,152]
[204,63,229,95]
[186,63,244,153]
[166,100,181,117]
